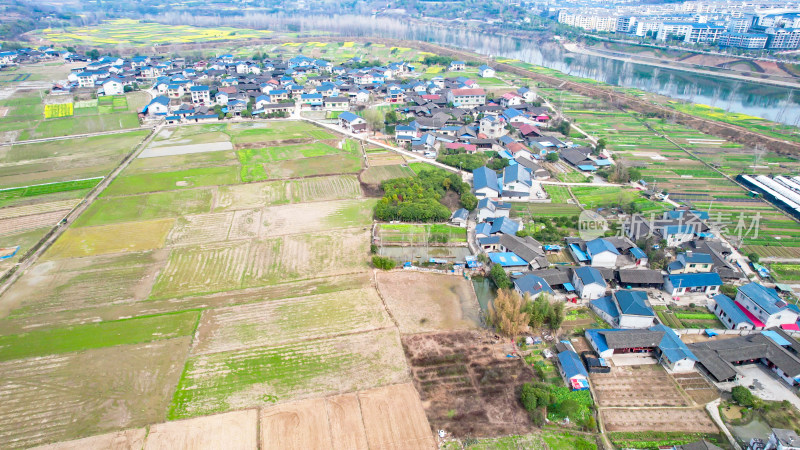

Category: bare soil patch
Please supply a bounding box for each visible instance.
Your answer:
[590,364,689,407]
[145,409,257,450]
[191,288,392,355]
[33,429,146,450]
[260,383,434,450]
[601,407,718,433]
[674,373,719,404]
[402,331,533,438]
[377,271,480,333]
[0,209,69,236]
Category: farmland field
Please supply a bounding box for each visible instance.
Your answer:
[377,271,480,334]
[0,117,429,447]
[169,328,408,419]
[37,19,275,47]
[43,102,73,118]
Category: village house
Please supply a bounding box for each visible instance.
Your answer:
[573,267,608,300]
[590,290,655,329]
[338,111,368,133]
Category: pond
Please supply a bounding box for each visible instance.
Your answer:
[730,415,772,445]
[376,245,472,262]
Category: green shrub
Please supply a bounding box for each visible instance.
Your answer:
[732,386,755,407]
[371,256,396,270]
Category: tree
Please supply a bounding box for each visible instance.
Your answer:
[732,386,755,407]
[371,256,396,270]
[748,252,760,263]
[489,289,530,338]
[721,284,738,298]
[363,108,385,134]
[86,49,100,60]
[460,192,478,211]
[548,301,565,331]
[490,264,512,289]
[527,294,551,329]
[545,152,559,163]
[555,398,580,417]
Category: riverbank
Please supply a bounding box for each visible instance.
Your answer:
[563,42,800,90]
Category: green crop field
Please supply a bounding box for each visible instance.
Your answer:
[0,311,199,361]
[378,223,467,243]
[103,166,241,196]
[0,177,102,201]
[74,188,214,227]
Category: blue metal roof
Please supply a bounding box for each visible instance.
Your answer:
[569,243,590,262]
[514,275,554,297]
[586,238,620,256]
[489,217,520,235]
[665,225,695,235]
[651,324,697,362]
[590,295,619,319]
[338,111,360,122]
[577,165,597,172]
[681,252,713,264]
[666,210,710,220]
[478,236,500,245]
[630,246,647,259]
[762,330,792,347]
[452,208,469,220]
[615,290,653,317]
[667,272,722,288]
[473,166,499,193]
[489,252,527,267]
[475,223,492,236]
[503,164,531,187]
[558,350,588,380]
[575,267,607,287]
[739,282,783,315]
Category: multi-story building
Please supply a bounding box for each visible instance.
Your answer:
[766,27,800,49]
[718,32,768,48]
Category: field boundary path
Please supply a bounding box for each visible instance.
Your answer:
[0,124,161,298]
[0,126,147,147]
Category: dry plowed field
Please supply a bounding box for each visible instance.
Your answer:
[673,372,719,404]
[151,228,369,298]
[590,364,690,407]
[191,288,392,355]
[0,338,190,449]
[402,331,532,438]
[168,199,374,245]
[601,407,718,433]
[0,209,70,235]
[35,384,434,450]
[261,383,434,450]
[377,271,480,333]
[0,251,167,323]
[0,199,79,220]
